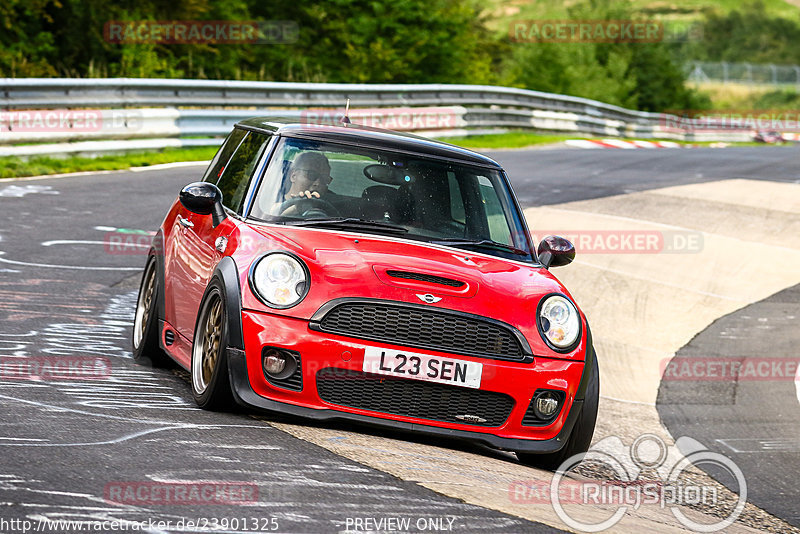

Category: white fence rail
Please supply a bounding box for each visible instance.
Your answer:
[686,61,800,86]
[0,78,761,157]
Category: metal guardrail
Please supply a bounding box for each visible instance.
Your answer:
[0,78,757,156]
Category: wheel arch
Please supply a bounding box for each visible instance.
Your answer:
[149,230,169,353]
[575,322,596,401]
[207,255,245,350]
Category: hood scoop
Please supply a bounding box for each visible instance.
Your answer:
[386,270,465,288]
[373,265,477,298]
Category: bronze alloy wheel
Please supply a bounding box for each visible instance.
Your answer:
[192,294,223,395]
[133,262,156,350]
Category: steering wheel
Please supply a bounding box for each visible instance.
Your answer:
[278,197,341,218]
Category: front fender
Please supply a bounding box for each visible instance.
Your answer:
[212,255,245,350]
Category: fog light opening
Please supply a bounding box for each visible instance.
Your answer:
[262,348,297,380]
[533,391,561,420]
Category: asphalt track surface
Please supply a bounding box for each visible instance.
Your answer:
[657,283,800,528]
[0,145,797,532]
[501,144,800,529]
[0,168,554,533]
[495,145,800,206]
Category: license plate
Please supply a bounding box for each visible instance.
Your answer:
[362,347,482,389]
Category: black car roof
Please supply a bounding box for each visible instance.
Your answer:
[234,117,502,168]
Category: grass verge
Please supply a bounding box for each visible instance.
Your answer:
[0,134,782,179]
[0,146,218,179]
[435,132,577,149]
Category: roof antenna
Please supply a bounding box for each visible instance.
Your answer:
[341,98,351,124]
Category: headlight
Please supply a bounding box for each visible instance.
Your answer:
[249,252,309,308]
[537,294,581,350]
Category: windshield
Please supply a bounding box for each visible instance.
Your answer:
[248,136,533,261]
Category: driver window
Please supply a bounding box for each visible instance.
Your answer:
[202,128,247,183]
[216,131,271,214]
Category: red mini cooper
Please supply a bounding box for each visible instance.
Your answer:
[132,118,598,469]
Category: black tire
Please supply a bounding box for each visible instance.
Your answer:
[517,350,599,471]
[190,280,235,410]
[132,255,170,367]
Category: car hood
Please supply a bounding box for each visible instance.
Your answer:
[232,223,586,359]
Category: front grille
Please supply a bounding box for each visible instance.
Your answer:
[316,302,525,361]
[316,368,514,427]
[386,270,465,288]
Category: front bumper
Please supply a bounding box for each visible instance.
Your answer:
[227,309,591,454]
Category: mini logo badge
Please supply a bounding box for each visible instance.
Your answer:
[456,414,487,423]
[417,294,442,304]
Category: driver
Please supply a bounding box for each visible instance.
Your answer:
[276,151,344,217]
[285,152,334,200]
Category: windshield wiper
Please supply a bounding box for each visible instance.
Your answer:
[430,238,529,256]
[285,218,409,235]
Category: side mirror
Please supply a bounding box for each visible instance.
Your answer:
[179,182,227,227]
[537,235,575,269]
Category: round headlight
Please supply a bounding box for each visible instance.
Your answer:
[250,253,309,308]
[538,294,580,350]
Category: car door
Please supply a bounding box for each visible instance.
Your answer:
[169,130,272,341]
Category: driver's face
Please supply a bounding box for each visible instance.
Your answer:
[288,161,332,198]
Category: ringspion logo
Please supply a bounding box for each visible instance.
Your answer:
[512,434,747,532]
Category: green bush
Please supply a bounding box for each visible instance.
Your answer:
[501,0,706,111]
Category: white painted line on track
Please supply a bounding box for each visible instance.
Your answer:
[796,362,800,405]
[0,160,210,183]
[600,395,656,406]
[716,438,800,453]
[129,160,210,172]
[0,251,140,271]
[40,239,149,248]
